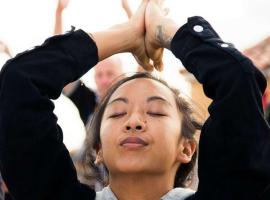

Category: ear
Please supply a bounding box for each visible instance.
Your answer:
[95,148,104,165]
[176,138,197,164]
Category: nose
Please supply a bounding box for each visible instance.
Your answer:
[123,113,147,133]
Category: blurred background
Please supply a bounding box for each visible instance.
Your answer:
[0,0,270,151]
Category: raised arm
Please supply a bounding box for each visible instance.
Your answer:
[0,29,98,200]
[0,1,152,200]
[54,0,69,35]
[145,1,270,199]
[0,40,12,58]
[54,0,97,125]
[121,0,133,19]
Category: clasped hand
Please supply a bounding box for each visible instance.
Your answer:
[127,0,171,71]
[91,0,179,71]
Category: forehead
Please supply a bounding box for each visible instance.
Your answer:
[109,78,177,104]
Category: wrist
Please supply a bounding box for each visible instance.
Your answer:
[56,7,64,14]
[109,22,135,52]
[91,22,135,61]
[155,18,180,50]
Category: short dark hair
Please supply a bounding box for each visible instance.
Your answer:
[83,72,202,188]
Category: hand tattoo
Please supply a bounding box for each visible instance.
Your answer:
[156,25,172,49]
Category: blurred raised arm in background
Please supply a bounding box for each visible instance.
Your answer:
[54,0,69,35]
[0,40,12,58]
[121,0,133,19]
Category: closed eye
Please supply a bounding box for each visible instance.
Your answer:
[147,112,166,117]
[108,112,126,118]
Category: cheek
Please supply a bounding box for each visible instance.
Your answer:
[99,121,122,170]
[100,120,114,144]
[151,119,181,149]
[99,120,120,154]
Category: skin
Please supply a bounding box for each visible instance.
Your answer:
[89,0,180,71]
[94,56,124,99]
[88,1,195,199]
[96,78,195,200]
[0,41,12,57]
[121,0,171,71]
[54,0,69,35]
[90,0,152,70]
[121,0,133,19]
[145,0,179,71]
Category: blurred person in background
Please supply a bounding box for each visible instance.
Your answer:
[243,36,270,123]
[243,36,270,70]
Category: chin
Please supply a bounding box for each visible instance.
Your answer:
[114,159,151,173]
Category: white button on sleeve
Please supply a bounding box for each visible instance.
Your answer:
[193,25,204,33]
[220,43,229,48]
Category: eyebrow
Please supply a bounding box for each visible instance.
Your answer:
[108,96,172,106]
[147,96,172,106]
[108,97,128,106]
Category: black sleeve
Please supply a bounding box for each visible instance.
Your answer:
[0,29,98,200]
[171,17,270,200]
[65,81,97,125]
[0,173,4,200]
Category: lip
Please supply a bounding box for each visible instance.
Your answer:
[120,137,148,149]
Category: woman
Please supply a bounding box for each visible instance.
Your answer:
[83,72,200,200]
[0,0,269,200]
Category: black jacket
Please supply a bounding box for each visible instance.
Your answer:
[0,16,270,200]
[0,173,4,200]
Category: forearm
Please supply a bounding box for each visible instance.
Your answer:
[63,81,80,96]
[4,48,12,57]
[170,16,270,199]
[54,10,63,35]
[90,23,136,61]
[154,18,179,50]
[0,41,12,58]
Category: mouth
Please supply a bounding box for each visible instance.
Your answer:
[120,137,148,149]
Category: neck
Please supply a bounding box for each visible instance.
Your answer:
[109,173,174,200]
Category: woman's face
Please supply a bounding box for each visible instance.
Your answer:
[98,78,186,176]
